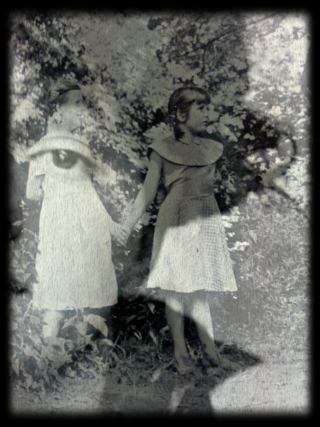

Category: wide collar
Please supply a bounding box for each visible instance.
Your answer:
[148,135,223,166]
[28,131,96,166]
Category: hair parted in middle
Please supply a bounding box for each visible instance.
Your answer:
[168,86,210,139]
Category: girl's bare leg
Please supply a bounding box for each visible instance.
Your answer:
[165,295,191,372]
[189,294,240,371]
[42,310,66,366]
[188,295,221,366]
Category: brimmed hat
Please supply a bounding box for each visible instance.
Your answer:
[28,131,96,165]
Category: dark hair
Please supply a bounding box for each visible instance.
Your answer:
[50,80,82,106]
[168,87,210,139]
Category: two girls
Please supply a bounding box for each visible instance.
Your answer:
[27,82,237,373]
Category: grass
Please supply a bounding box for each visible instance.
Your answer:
[8,184,310,413]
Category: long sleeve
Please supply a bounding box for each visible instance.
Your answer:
[123,150,163,233]
[88,163,118,232]
[102,203,117,232]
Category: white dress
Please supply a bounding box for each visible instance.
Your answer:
[27,137,118,310]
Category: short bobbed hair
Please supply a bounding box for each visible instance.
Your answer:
[168,87,210,139]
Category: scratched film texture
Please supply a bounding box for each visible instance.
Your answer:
[8,11,311,414]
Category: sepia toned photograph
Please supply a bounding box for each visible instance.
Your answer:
[7,10,311,415]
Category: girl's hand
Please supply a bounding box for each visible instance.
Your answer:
[111,223,129,247]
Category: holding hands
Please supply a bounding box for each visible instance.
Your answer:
[109,150,161,248]
[110,222,131,247]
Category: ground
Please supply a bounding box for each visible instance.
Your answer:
[8,193,310,415]
[7,11,311,415]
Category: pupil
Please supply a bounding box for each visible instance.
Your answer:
[52,150,78,169]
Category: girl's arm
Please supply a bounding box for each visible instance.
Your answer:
[88,162,128,244]
[123,150,163,235]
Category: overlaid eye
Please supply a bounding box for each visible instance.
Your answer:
[58,150,68,161]
[52,150,79,169]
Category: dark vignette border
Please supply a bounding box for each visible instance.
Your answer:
[2,4,316,423]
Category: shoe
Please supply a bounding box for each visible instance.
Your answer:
[174,356,202,379]
[219,355,241,372]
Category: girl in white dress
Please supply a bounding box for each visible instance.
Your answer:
[123,87,238,373]
[26,83,125,347]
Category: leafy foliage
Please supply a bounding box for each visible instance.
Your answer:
[8,11,310,413]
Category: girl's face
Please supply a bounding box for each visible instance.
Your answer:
[61,90,83,107]
[184,101,209,134]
